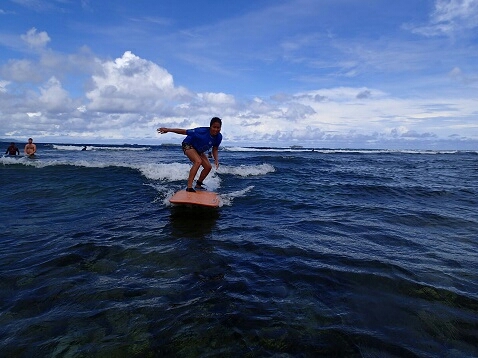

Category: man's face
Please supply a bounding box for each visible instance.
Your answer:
[210,123,221,136]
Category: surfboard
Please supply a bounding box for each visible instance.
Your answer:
[169,190,220,208]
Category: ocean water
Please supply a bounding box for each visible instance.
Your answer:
[1,142,477,357]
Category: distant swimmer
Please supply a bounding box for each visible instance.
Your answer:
[157,117,222,192]
[5,142,20,156]
[24,138,37,156]
[82,146,87,151]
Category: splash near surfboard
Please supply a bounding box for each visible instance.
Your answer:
[169,190,220,208]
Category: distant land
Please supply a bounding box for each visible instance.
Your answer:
[1,138,21,143]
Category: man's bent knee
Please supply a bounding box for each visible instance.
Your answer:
[202,160,212,170]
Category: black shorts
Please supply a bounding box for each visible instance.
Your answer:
[182,142,197,154]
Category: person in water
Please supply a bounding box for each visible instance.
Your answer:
[5,142,20,155]
[157,117,222,192]
[24,138,37,156]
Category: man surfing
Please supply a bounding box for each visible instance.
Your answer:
[157,117,222,192]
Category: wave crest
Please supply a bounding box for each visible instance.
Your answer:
[218,163,275,176]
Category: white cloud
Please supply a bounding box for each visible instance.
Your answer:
[86,51,192,113]
[405,0,478,36]
[2,58,477,146]
[11,0,60,12]
[283,102,315,120]
[1,59,44,82]
[219,86,478,146]
[38,77,73,111]
[0,80,10,92]
[21,27,51,49]
[0,9,15,15]
[198,92,235,106]
[1,31,97,84]
[433,0,478,27]
[448,66,478,85]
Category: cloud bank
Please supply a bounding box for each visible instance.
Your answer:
[0,42,476,149]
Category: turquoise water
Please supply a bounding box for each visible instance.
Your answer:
[1,143,477,357]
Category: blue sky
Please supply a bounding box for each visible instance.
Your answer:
[0,0,477,149]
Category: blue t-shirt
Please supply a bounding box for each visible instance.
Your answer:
[183,127,222,153]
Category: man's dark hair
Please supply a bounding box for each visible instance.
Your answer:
[210,117,222,126]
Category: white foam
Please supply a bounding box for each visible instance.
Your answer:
[220,185,255,206]
[225,146,292,152]
[138,162,191,181]
[0,155,43,166]
[52,144,150,151]
[224,147,475,155]
[52,145,88,151]
[139,162,222,190]
[217,163,275,177]
[145,183,177,206]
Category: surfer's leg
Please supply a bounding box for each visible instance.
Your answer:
[184,149,202,190]
[196,153,212,187]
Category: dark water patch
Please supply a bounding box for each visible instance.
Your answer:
[1,147,478,356]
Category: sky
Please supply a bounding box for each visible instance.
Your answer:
[0,0,477,149]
